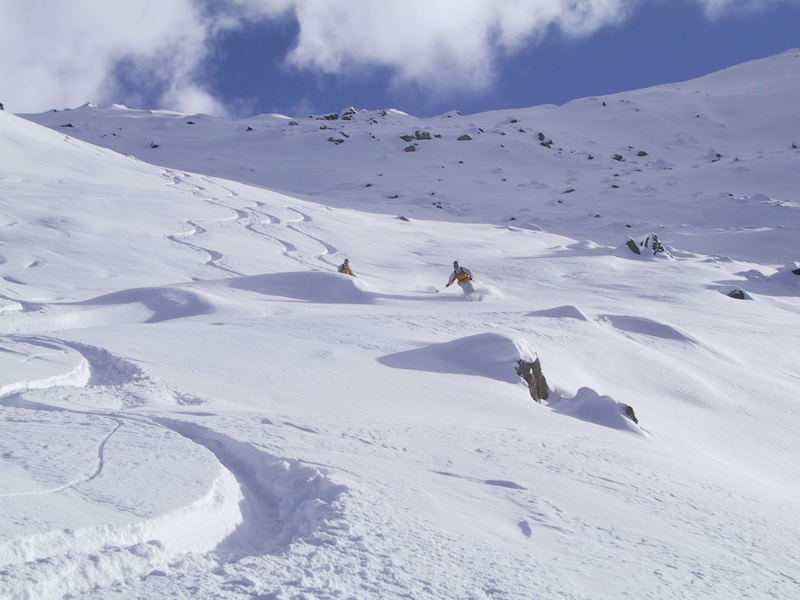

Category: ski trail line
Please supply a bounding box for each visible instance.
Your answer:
[0,417,122,498]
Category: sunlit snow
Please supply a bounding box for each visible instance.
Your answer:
[2,50,799,599]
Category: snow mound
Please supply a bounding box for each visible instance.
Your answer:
[550,387,642,434]
[76,287,215,323]
[527,305,589,321]
[599,314,695,343]
[229,271,375,304]
[378,333,533,383]
[0,337,89,398]
[766,262,800,286]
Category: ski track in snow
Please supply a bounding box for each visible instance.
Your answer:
[0,415,121,499]
[0,333,346,599]
[162,170,341,273]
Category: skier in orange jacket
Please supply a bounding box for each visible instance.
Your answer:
[338,258,354,276]
[445,260,474,294]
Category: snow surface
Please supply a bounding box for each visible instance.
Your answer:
[1,50,799,599]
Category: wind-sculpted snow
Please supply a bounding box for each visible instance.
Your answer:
[229,270,375,304]
[598,314,695,343]
[378,333,533,384]
[74,286,216,323]
[712,262,800,299]
[549,386,643,434]
[527,305,589,321]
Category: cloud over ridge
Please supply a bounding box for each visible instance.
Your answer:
[0,0,791,114]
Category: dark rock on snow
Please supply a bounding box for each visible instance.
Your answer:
[516,358,549,403]
[627,233,667,256]
[727,289,752,300]
[622,404,638,424]
[625,239,641,255]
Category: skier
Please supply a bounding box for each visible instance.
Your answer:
[338,258,354,276]
[445,260,474,294]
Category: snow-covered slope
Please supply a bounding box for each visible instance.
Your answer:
[24,49,800,265]
[1,51,799,599]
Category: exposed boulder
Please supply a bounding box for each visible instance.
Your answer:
[516,358,549,403]
[625,239,641,255]
[727,289,752,300]
[641,233,666,254]
[341,107,357,120]
[403,145,416,152]
[613,154,624,162]
[457,134,472,141]
[400,135,415,142]
[414,130,432,140]
[288,120,299,126]
[625,233,670,257]
[537,132,554,148]
[327,137,345,145]
[0,102,4,110]
[622,404,638,424]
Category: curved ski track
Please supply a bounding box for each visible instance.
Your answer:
[162,170,341,274]
[0,333,345,600]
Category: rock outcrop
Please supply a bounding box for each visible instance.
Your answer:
[727,288,752,300]
[622,404,638,424]
[626,233,669,257]
[516,358,549,402]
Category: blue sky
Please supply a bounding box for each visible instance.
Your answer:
[2,1,798,117]
[205,1,800,117]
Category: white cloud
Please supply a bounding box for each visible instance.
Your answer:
[0,0,223,113]
[694,0,796,19]
[0,0,792,114]
[285,0,633,91]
